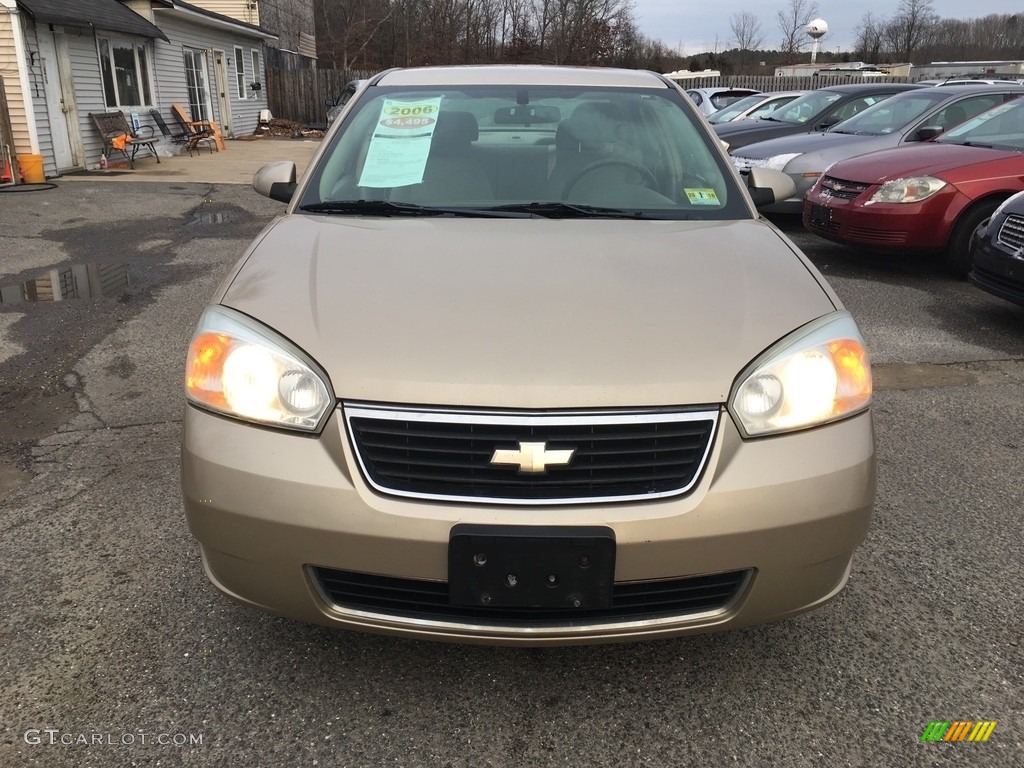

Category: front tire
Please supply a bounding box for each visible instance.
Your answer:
[942,200,1001,277]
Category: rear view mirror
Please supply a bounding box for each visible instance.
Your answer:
[253,161,297,203]
[494,105,561,125]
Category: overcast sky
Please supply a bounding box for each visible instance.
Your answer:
[633,1,1022,56]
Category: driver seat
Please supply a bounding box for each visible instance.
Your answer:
[546,102,645,201]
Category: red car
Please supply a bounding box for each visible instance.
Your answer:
[803,97,1024,274]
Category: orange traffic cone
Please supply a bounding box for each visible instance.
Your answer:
[1,156,23,184]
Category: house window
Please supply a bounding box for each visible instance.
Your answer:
[98,37,153,107]
[250,50,260,98]
[234,46,246,99]
[183,48,212,121]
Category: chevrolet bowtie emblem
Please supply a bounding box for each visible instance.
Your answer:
[490,442,575,474]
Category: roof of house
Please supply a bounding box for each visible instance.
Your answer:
[16,0,169,42]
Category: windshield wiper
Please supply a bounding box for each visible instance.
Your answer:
[482,202,664,219]
[299,200,529,218]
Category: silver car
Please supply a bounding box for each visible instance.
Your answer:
[707,91,806,125]
[730,84,1024,214]
[182,65,875,646]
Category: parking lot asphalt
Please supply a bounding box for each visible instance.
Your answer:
[1,172,1023,766]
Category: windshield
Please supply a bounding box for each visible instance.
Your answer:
[770,89,845,124]
[299,84,747,220]
[708,94,765,124]
[937,97,1024,150]
[829,92,950,135]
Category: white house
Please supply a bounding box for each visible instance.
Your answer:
[0,0,277,178]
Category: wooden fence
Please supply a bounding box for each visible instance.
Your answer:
[266,68,375,127]
[265,71,915,126]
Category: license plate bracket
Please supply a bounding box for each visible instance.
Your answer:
[809,202,832,227]
[448,525,615,610]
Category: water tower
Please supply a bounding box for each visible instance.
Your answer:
[807,18,828,65]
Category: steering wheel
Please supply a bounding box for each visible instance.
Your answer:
[562,159,659,200]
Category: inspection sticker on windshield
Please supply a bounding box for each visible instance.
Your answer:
[358,97,443,188]
[685,188,720,205]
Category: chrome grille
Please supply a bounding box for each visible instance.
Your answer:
[344,403,719,505]
[997,214,1024,252]
[313,567,750,625]
[819,176,871,200]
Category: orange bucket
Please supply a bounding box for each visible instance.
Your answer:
[18,154,45,183]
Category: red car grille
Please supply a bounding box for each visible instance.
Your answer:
[820,176,872,200]
[846,226,908,244]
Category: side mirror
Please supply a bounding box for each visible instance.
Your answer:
[324,97,337,108]
[747,167,796,209]
[815,118,840,131]
[915,125,943,141]
[253,161,297,203]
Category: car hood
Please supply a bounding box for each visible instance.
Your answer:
[714,118,801,137]
[826,143,1021,183]
[732,131,887,160]
[219,217,836,408]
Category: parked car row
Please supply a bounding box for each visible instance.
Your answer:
[706,79,1024,292]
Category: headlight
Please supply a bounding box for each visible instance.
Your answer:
[730,312,872,437]
[731,152,801,173]
[869,176,947,204]
[185,306,333,432]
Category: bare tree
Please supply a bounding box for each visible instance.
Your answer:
[776,0,819,62]
[884,0,939,62]
[730,11,764,73]
[854,12,885,63]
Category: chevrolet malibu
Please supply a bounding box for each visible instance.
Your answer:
[182,66,876,646]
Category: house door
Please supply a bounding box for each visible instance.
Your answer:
[182,48,213,122]
[37,29,82,170]
[212,51,233,137]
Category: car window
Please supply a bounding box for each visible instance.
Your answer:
[747,96,797,118]
[927,94,1007,131]
[826,95,890,123]
[773,90,845,124]
[709,91,757,110]
[829,92,948,135]
[707,94,764,123]
[303,85,747,219]
[937,97,1024,149]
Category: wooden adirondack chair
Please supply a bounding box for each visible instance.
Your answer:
[171,104,224,154]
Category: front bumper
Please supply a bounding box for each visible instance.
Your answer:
[182,405,876,646]
[970,235,1024,307]
[803,187,962,252]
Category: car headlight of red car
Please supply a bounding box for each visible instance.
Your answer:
[869,176,947,204]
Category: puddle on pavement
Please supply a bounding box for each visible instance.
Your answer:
[0,263,129,304]
[189,211,235,227]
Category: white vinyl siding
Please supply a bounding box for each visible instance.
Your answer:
[191,1,260,27]
[151,14,267,137]
[0,10,31,161]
